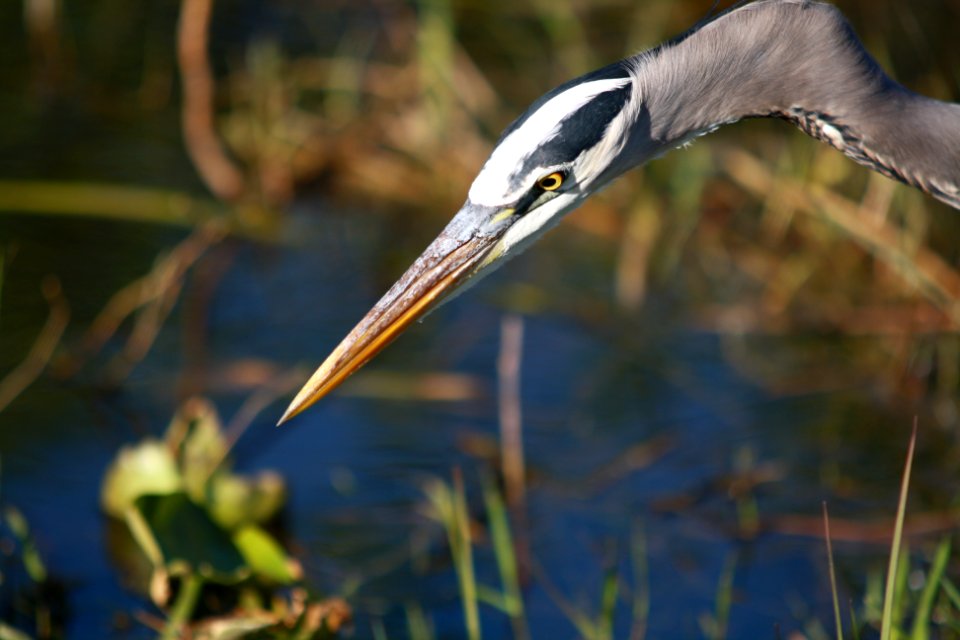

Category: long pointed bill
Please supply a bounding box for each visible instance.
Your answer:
[278,211,505,424]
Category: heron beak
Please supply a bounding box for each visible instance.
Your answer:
[278,212,504,425]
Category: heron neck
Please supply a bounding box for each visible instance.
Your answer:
[630,0,960,209]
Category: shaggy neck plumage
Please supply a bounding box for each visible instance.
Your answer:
[625,0,960,209]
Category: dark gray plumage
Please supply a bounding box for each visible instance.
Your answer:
[621,0,960,208]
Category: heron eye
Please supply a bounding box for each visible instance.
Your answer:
[537,171,564,191]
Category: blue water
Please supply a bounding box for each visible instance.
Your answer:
[1,201,920,638]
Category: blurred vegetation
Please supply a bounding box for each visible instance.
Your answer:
[0,494,66,639]
[2,0,960,637]
[100,398,349,639]
[2,0,959,416]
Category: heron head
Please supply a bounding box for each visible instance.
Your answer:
[280,64,638,423]
[467,66,638,265]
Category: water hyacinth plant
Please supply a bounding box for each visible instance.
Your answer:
[100,398,350,639]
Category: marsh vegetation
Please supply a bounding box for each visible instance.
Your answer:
[1,0,959,637]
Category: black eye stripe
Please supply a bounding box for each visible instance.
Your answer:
[510,172,566,217]
[518,84,631,175]
[513,189,541,216]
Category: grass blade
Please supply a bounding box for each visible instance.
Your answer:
[942,577,960,611]
[823,502,844,640]
[531,558,601,640]
[910,537,951,640]
[481,473,530,640]
[629,523,650,640]
[880,420,918,640]
[371,619,389,640]
[714,552,737,640]
[405,603,434,640]
[701,552,737,640]
[848,598,861,640]
[598,567,619,640]
[452,470,481,640]
[423,474,479,640]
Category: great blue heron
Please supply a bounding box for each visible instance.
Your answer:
[279,0,960,424]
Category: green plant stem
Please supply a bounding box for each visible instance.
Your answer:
[0,245,5,321]
[162,573,204,640]
[0,180,272,239]
[0,180,220,226]
[3,506,47,584]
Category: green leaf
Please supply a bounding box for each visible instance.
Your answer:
[194,615,276,640]
[233,525,301,584]
[166,400,229,503]
[134,493,249,584]
[3,506,47,583]
[0,621,33,640]
[209,471,286,530]
[100,439,181,518]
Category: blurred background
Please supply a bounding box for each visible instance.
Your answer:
[1,0,959,637]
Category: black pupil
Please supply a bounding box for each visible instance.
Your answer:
[542,175,559,189]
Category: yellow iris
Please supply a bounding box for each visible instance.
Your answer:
[537,172,564,191]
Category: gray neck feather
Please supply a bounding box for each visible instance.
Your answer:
[626,0,960,209]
